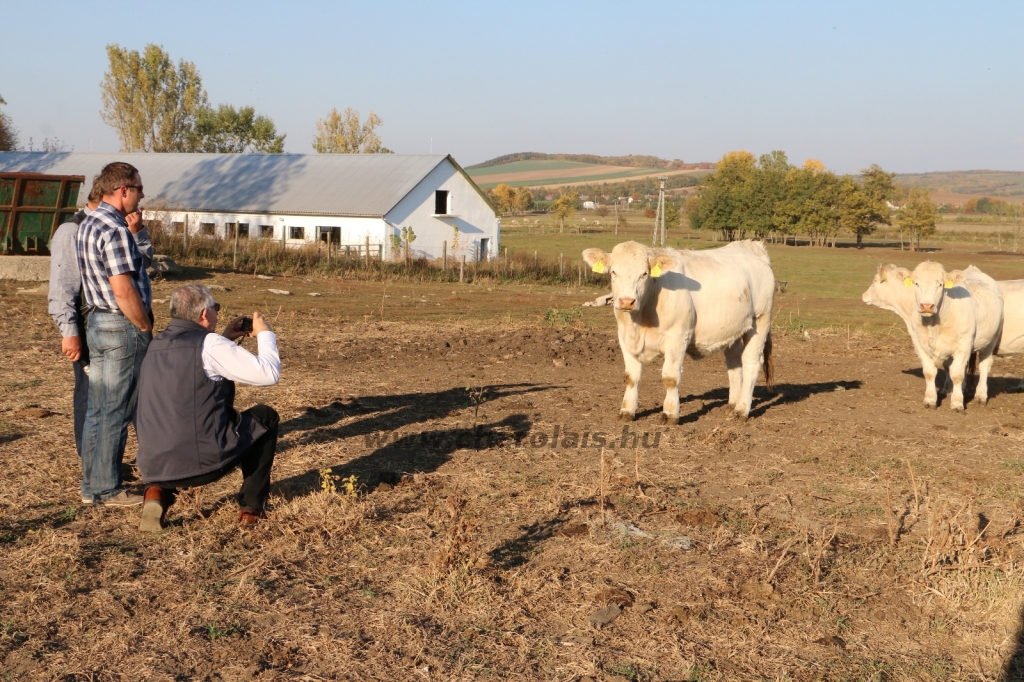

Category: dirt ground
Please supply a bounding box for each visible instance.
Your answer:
[4,272,1024,681]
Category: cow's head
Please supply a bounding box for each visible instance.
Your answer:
[582,241,677,312]
[862,263,912,313]
[910,261,965,317]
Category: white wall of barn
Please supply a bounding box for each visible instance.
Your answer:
[141,210,389,255]
[385,159,499,262]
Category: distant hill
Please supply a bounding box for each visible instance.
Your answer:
[467,152,712,171]
[895,170,1024,200]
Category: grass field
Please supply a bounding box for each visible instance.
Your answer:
[467,160,599,176]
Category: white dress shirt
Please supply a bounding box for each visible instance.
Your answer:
[201,331,281,386]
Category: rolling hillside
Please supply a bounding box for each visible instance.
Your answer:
[896,170,1024,201]
[466,153,713,189]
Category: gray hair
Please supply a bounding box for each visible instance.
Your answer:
[169,284,216,323]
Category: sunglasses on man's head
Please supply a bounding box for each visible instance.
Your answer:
[209,303,221,312]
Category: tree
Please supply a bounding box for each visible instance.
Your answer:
[0,94,17,151]
[854,164,897,247]
[312,107,391,153]
[897,188,936,252]
[551,190,578,233]
[194,104,285,153]
[101,43,208,152]
[401,225,416,264]
[664,201,680,230]
[491,184,516,214]
[514,186,534,213]
[688,151,757,240]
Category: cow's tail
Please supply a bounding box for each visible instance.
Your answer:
[967,351,978,377]
[763,332,775,394]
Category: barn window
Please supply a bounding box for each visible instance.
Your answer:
[200,222,216,236]
[434,190,449,215]
[238,223,249,238]
[317,226,340,243]
[259,225,274,238]
[171,221,184,234]
[289,226,305,240]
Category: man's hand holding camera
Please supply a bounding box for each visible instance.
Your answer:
[223,311,272,342]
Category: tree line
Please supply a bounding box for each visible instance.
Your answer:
[0,44,391,156]
[686,151,936,250]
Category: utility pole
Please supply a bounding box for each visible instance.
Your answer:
[651,176,667,246]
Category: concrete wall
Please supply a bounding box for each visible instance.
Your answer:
[0,256,50,281]
[385,158,499,261]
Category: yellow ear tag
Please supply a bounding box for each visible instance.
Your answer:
[651,264,662,278]
[944,279,954,289]
[904,277,913,286]
[592,261,605,274]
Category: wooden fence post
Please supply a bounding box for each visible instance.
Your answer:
[443,240,447,271]
[460,255,465,283]
[233,223,239,271]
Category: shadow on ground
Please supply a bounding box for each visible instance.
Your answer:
[633,379,863,423]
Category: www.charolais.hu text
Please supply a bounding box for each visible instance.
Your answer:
[363,425,663,450]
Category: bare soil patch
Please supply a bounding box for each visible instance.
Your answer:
[4,275,1024,680]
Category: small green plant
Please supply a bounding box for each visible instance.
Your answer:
[401,225,416,262]
[58,507,76,522]
[544,305,583,327]
[341,475,358,497]
[204,623,238,641]
[319,467,338,493]
[1003,460,1024,473]
[607,662,640,681]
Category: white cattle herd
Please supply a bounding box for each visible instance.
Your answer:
[583,239,1024,422]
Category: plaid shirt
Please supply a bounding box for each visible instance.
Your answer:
[76,202,152,313]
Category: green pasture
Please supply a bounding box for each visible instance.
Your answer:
[499,212,1024,335]
[466,159,598,176]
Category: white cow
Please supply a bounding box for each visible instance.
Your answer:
[865,265,1024,395]
[582,240,775,423]
[900,262,1002,410]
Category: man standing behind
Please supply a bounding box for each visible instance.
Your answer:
[75,162,152,506]
[136,285,281,530]
[48,183,152,490]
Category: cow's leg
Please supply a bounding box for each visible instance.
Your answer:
[921,356,940,408]
[723,339,743,408]
[940,358,953,395]
[735,316,771,420]
[974,349,995,405]
[660,336,686,425]
[620,353,643,422]
[947,352,969,411]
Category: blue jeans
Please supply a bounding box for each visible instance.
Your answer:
[81,312,151,501]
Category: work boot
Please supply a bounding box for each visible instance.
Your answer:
[139,487,170,531]
[96,490,144,507]
[238,510,266,526]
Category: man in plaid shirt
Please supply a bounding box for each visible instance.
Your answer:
[75,162,153,506]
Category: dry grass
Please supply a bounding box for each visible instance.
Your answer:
[6,259,1024,679]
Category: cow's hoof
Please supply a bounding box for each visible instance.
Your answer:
[659,413,678,425]
[619,411,635,423]
[923,401,937,410]
[734,412,750,423]
[976,397,989,406]
[951,404,965,412]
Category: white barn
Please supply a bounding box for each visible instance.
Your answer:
[0,152,500,261]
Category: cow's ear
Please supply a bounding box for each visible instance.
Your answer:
[892,267,912,286]
[583,248,610,274]
[877,263,895,282]
[945,270,966,289]
[648,253,676,278]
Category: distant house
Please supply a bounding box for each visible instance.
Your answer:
[0,152,500,261]
[582,201,597,210]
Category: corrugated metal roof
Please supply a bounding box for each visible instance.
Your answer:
[0,152,453,217]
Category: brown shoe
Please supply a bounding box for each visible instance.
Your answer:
[238,510,265,526]
[139,487,170,532]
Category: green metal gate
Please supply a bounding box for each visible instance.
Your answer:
[0,172,84,255]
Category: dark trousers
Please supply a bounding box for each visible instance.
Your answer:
[153,405,279,512]
[72,360,89,458]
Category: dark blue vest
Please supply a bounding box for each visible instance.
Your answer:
[136,319,266,482]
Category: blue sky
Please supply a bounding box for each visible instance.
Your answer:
[1,0,1021,173]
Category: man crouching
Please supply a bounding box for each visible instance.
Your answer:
[135,284,281,531]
